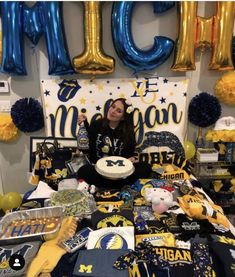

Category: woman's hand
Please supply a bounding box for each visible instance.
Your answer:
[77,114,87,125]
[128,156,139,163]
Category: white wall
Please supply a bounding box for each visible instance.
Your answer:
[0,1,234,194]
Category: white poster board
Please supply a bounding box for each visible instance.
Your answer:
[40,77,189,151]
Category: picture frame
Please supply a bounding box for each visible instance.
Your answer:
[66,154,91,175]
[29,136,77,171]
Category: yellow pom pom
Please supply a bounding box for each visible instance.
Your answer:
[0,113,19,142]
[206,130,235,142]
[214,71,235,105]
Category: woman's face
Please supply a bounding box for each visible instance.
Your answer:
[107,100,125,123]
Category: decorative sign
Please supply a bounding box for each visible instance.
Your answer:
[141,151,193,180]
[40,77,189,148]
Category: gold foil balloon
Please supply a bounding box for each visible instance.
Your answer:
[172,1,235,71]
[1,192,22,212]
[0,194,3,210]
[214,71,235,105]
[209,2,235,70]
[195,17,213,51]
[183,140,196,160]
[171,2,197,71]
[73,1,115,75]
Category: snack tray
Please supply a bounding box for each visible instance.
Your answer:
[0,206,64,242]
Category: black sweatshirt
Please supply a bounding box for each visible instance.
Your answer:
[87,119,135,164]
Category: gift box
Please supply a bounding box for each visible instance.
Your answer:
[196,148,219,162]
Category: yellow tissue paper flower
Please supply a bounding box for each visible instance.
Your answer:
[214,71,235,105]
[0,113,19,142]
[206,130,235,142]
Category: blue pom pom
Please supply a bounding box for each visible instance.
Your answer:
[11,98,44,132]
[188,92,221,128]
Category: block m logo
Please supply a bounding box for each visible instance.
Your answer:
[106,160,125,167]
[78,264,93,273]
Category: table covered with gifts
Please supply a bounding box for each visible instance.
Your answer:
[0,177,235,277]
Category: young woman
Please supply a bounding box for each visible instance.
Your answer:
[77,98,152,189]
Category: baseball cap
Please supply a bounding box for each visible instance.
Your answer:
[214,117,235,130]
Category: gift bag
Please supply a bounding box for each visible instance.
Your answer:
[29,137,73,186]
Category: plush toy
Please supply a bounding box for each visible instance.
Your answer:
[58,178,96,194]
[77,179,96,194]
[144,187,174,214]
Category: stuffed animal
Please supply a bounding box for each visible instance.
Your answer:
[144,187,174,214]
[58,178,96,194]
[77,179,96,194]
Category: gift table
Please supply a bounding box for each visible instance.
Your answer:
[0,178,235,277]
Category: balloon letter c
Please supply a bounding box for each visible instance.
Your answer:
[112,1,174,73]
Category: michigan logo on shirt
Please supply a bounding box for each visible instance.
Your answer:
[0,244,33,274]
[97,215,133,229]
[96,190,120,199]
[78,264,93,273]
[95,233,128,249]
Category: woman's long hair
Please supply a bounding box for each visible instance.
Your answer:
[102,98,136,149]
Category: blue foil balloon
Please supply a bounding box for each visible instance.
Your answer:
[112,2,175,72]
[1,2,26,75]
[39,2,74,75]
[153,1,175,13]
[1,1,74,75]
[23,2,44,45]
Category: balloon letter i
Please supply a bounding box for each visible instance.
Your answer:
[73,1,115,75]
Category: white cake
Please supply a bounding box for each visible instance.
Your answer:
[95,156,135,179]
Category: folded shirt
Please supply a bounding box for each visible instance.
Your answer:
[87,227,135,250]
[0,241,41,277]
[73,249,128,277]
[28,181,56,199]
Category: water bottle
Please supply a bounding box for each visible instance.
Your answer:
[225,142,234,163]
[77,122,89,152]
[195,127,205,148]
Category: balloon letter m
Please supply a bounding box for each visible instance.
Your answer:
[1,1,73,75]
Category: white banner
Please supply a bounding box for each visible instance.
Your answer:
[40,77,189,152]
